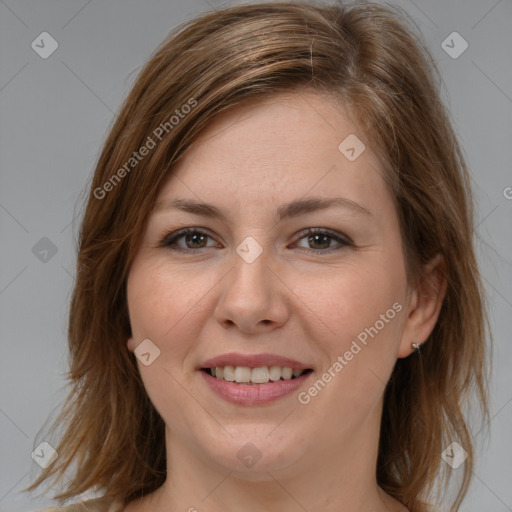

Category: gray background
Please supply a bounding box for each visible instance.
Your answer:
[0,0,511,511]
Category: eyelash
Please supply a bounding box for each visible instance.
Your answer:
[159,227,352,255]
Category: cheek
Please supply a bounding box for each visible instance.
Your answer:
[297,282,403,430]
[303,249,407,393]
[127,257,207,341]
[126,258,208,427]
[308,258,406,345]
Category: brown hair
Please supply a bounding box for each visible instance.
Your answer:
[26,2,491,511]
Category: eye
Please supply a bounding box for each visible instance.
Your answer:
[160,227,351,255]
[160,228,218,253]
[293,228,351,254]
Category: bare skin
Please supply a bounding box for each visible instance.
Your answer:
[123,90,446,512]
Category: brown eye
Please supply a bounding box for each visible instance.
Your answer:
[182,231,209,249]
[294,228,351,254]
[161,228,217,252]
[307,233,332,250]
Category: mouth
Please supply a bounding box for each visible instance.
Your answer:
[198,354,315,405]
[201,366,313,384]
[198,352,314,404]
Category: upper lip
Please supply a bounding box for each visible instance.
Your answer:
[200,352,312,370]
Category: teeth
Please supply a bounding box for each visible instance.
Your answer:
[281,367,293,380]
[234,366,251,383]
[251,367,269,384]
[210,365,307,384]
[269,366,282,381]
[223,366,235,381]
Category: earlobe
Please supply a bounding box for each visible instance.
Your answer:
[397,254,447,358]
[127,336,136,353]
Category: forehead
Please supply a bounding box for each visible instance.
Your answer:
[154,90,388,217]
[185,90,359,165]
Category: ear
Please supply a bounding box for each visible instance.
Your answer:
[127,336,136,353]
[397,254,447,358]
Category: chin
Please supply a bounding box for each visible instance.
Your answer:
[195,428,307,477]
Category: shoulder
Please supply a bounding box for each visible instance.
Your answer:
[35,496,123,512]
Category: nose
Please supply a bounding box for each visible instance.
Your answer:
[214,245,289,334]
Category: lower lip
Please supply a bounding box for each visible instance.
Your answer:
[200,370,313,405]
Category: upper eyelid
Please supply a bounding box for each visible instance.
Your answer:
[161,227,351,248]
[161,227,219,246]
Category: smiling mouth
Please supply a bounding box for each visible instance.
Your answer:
[202,366,314,385]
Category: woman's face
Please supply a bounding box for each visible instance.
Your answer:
[126,90,422,479]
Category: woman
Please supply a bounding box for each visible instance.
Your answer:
[27,2,490,511]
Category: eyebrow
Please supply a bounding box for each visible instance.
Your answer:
[153,196,372,222]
